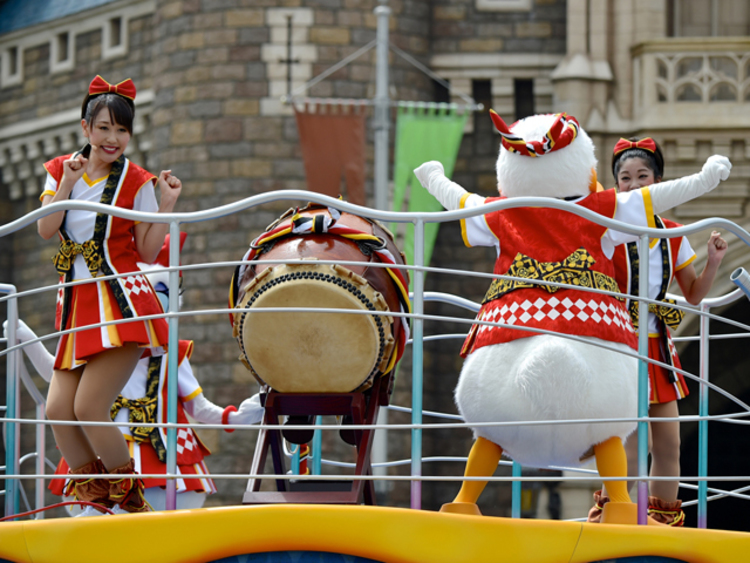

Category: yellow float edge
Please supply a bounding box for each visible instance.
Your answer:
[0,504,749,563]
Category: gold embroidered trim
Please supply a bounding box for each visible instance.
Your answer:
[482,247,621,305]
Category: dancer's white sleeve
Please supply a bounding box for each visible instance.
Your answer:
[185,393,263,426]
[183,393,223,424]
[649,155,731,215]
[3,320,54,382]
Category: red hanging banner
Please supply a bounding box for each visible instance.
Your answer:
[293,103,367,205]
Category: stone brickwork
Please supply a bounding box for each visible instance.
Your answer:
[431,0,565,54]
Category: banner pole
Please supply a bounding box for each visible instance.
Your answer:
[374,1,391,211]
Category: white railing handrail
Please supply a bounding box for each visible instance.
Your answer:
[3,190,750,247]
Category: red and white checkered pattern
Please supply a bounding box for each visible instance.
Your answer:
[477,296,635,334]
[123,274,152,297]
[176,428,198,455]
[667,335,678,359]
[54,286,65,328]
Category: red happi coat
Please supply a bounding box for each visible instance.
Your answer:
[148,341,211,467]
[44,155,163,331]
[461,189,637,356]
[126,340,213,492]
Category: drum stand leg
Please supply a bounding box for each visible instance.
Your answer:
[247,404,288,494]
[353,377,383,506]
[242,375,390,505]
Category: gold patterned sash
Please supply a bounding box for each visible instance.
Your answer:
[628,297,684,332]
[625,223,684,332]
[110,395,158,443]
[110,355,169,462]
[53,239,103,277]
[482,247,621,304]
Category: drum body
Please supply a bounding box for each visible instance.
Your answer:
[232,205,409,393]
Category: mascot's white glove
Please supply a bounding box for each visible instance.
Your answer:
[650,155,732,215]
[184,392,263,431]
[413,161,467,211]
[414,160,444,186]
[2,319,54,382]
[229,394,264,426]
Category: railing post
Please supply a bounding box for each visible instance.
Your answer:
[372,407,389,494]
[637,233,650,525]
[165,222,181,511]
[291,444,301,475]
[3,285,20,519]
[697,302,710,528]
[411,218,425,509]
[511,461,522,518]
[35,403,46,518]
[312,416,323,476]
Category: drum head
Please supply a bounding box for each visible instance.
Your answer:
[236,264,393,393]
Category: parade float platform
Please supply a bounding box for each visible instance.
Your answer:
[0,504,748,563]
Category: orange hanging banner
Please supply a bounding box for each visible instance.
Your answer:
[294,103,367,205]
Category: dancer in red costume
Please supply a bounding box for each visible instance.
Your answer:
[37,75,182,515]
[5,240,264,513]
[5,234,264,513]
[588,138,727,526]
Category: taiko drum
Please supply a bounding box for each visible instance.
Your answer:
[231,204,409,393]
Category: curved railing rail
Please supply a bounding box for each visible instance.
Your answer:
[3,191,750,527]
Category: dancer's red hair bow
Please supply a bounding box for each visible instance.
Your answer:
[613,137,656,156]
[88,75,137,101]
[489,110,580,157]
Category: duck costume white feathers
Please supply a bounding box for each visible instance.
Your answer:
[414,111,731,524]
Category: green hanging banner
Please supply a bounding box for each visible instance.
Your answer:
[392,106,468,286]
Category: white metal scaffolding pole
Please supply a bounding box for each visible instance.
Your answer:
[373,1,391,212]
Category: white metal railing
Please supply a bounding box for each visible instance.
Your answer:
[3,191,750,527]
